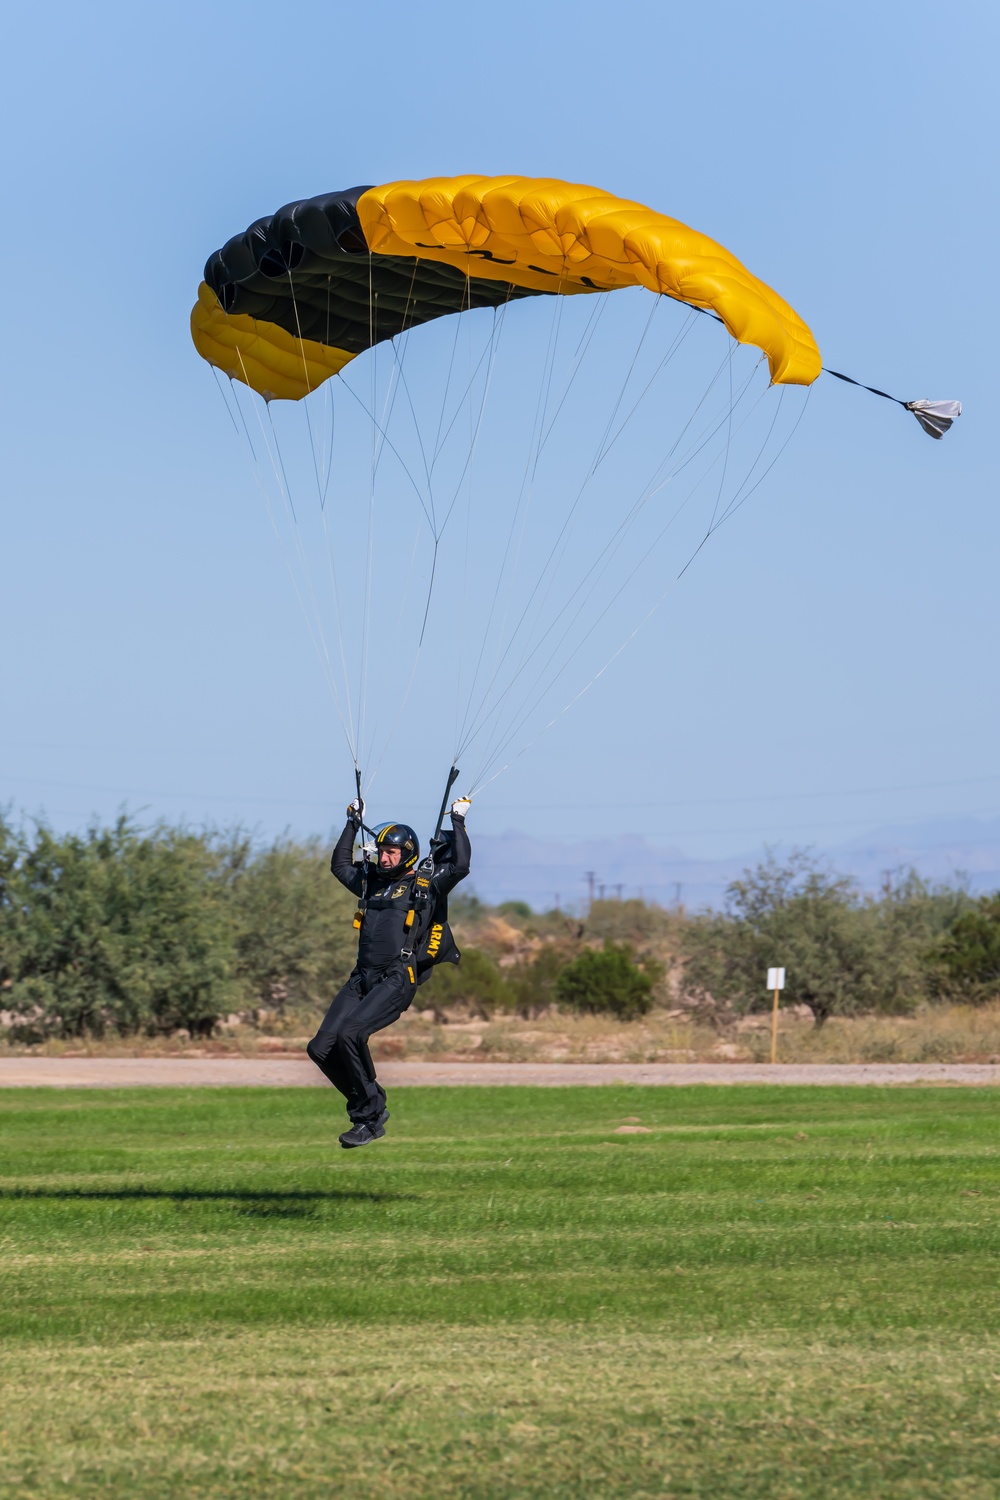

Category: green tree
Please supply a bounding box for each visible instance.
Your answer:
[555,941,655,1020]
[934,894,1000,1001]
[680,851,943,1028]
[223,836,357,1017]
[4,816,237,1039]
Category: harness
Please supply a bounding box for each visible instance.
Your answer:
[351,765,463,985]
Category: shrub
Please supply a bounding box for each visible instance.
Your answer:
[421,946,512,1018]
[506,944,572,1018]
[555,941,655,1020]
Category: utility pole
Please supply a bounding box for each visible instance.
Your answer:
[673,882,683,910]
[613,883,624,901]
[584,871,596,914]
[554,892,561,912]
[598,883,606,902]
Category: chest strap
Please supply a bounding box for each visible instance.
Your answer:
[400,863,434,962]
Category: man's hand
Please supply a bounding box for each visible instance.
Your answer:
[347,797,365,829]
[451,798,472,820]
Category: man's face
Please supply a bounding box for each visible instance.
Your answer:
[378,846,403,871]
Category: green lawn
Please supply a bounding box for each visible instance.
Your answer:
[0,1085,997,1497]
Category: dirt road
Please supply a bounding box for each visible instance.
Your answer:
[0,1059,996,1087]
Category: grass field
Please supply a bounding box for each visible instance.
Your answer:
[0,1086,997,1497]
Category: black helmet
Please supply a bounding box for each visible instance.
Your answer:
[373,822,420,872]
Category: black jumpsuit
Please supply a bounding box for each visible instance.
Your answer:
[306,812,471,1125]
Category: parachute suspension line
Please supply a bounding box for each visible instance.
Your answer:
[531,291,613,464]
[468,577,684,800]
[678,384,812,573]
[413,274,472,648]
[464,357,774,785]
[336,376,435,532]
[453,294,643,760]
[283,269,359,752]
[428,294,512,540]
[585,293,662,471]
[429,272,475,495]
[455,312,742,765]
[366,527,429,788]
[704,339,736,537]
[355,249,380,777]
[473,302,701,721]
[371,262,423,485]
[471,372,806,793]
[214,370,356,761]
[359,279,509,778]
[478,308,720,724]
[591,307,699,472]
[320,276,336,509]
[263,399,355,743]
[210,366,243,438]
[350,264,435,780]
[284,268,331,518]
[452,287,569,759]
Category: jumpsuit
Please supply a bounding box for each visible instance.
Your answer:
[306,812,471,1125]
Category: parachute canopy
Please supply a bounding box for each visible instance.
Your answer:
[191,175,822,399]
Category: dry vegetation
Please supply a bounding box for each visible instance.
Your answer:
[8,1003,999,1066]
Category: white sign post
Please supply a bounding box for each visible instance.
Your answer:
[767,967,786,1064]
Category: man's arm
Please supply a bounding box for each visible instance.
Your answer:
[330,819,365,896]
[432,809,471,898]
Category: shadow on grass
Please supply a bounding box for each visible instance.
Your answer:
[0,1186,412,1216]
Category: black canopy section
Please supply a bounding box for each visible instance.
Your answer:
[203,186,547,357]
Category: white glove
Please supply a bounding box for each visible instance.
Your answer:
[451,798,472,820]
[347,797,365,827]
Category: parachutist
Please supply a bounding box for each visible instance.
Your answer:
[306,798,471,1146]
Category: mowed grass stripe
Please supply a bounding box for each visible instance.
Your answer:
[0,1085,996,1495]
[2,1327,998,1499]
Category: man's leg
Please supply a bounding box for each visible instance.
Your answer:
[306,972,363,1094]
[307,965,414,1125]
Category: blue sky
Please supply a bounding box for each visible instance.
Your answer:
[2,1,997,874]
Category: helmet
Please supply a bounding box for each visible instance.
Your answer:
[372,822,420,872]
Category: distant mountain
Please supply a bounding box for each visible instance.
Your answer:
[468,817,1000,912]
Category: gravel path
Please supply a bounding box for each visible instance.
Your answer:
[0,1059,997,1087]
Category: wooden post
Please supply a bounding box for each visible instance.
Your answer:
[766,967,786,1064]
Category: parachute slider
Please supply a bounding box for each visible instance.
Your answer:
[824,368,962,439]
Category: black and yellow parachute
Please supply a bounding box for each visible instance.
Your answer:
[191,175,822,400]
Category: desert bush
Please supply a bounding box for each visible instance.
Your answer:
[555,941,655,1020]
